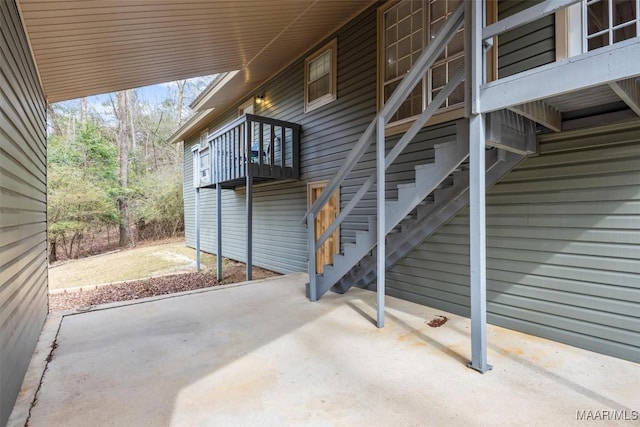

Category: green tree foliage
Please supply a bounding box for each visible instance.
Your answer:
[47,76,214,262]
[132,169,184,240]
[47,122,120,260]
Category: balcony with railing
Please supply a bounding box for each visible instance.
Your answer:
[193,114,301,189]
[479,0,640,131]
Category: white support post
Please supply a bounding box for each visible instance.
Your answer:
[376,116,386,328]
[216,184,222,281]
[195,187,201,272]
[467,0,491,373]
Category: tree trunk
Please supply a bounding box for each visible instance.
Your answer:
[117,90,133,247]
[49,240,57,264]
[80,97,87,123]
[47,105,63,136]
[176,80,186,127]
[128,91,137,151]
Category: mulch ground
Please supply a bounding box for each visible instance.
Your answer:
[49,263,279,312]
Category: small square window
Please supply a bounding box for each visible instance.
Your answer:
[584,0,639,51]
[305,39,337,112]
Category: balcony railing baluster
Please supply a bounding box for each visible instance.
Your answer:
[199,114,300,189]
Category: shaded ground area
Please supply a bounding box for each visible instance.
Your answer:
[50,264,278,312]
[49,241,218,290]
[50,228,183,263]
[49,240,279,312]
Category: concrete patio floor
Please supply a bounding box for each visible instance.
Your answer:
[11,273,639,426]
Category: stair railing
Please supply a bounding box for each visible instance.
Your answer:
[303,3,465,301]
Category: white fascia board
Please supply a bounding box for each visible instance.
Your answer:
[190,70,240,112]
[479,38,640,113]
[167,109,214,145]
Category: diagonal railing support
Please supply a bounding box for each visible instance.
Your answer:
[303,4,465,226]
[304,2,465,303]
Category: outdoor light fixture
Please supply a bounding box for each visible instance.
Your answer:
[255,94,265,104]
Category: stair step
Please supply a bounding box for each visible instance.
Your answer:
[397,182,416,189]
[310,117,535,302]
[355,230,375,248]
[416,203,433,220]
[343,243,357,257]
[414,163,435,170]
[332,254,345,266]
[342,150,531,294]
[433,140,453,151]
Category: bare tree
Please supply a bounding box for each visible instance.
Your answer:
[116,90,133,247]
[175,80,186,127]
[80,97,87,123]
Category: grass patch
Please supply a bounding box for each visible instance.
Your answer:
[49,242,218,290]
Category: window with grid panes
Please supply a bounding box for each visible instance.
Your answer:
[381,0,464,124]
[305,39,337,112]
[584,0,639,51]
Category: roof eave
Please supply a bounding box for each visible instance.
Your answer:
[168,108,215,144]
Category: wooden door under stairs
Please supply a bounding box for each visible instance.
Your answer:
[309,183,339,274]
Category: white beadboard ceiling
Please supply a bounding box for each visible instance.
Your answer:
[17,0,376,106]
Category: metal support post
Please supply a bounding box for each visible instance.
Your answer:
[195,187,201,272]
[467,0,491,373]
[245,120,253,281]
[308,212,317,301]
[246,174,253,281]
[216,184,222,281]
[376,116,386,328]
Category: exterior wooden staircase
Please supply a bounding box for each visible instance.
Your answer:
[333,133,535,294]
[303,4,537,302]
[308,113,536,299]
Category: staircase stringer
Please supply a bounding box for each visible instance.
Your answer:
[336,148,530,293]
[385,131,470,233]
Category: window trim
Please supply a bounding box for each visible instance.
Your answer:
[193,130,212,188]
[191,145,199,188]
[581,0,640,53]
[377,0,466,134]
[304,38,338,113]
[376,0,497,136]
[198,145,211,186]
[199,128,209,148]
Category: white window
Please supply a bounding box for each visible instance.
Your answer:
[191,145,199,188]
[305,39,337,112]
[379,0,465,125]
[199,129,209,148]
[193,131,211,188]
[199,147,211,186]
[584,0,639,51]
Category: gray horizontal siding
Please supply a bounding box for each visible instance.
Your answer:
[388,122,640,363]
[179,0,640,363]
[184,0,557,268]
[184,144,308,273]
[498,0,556,78]
[0,1,48,425]
[184,4,383,271]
